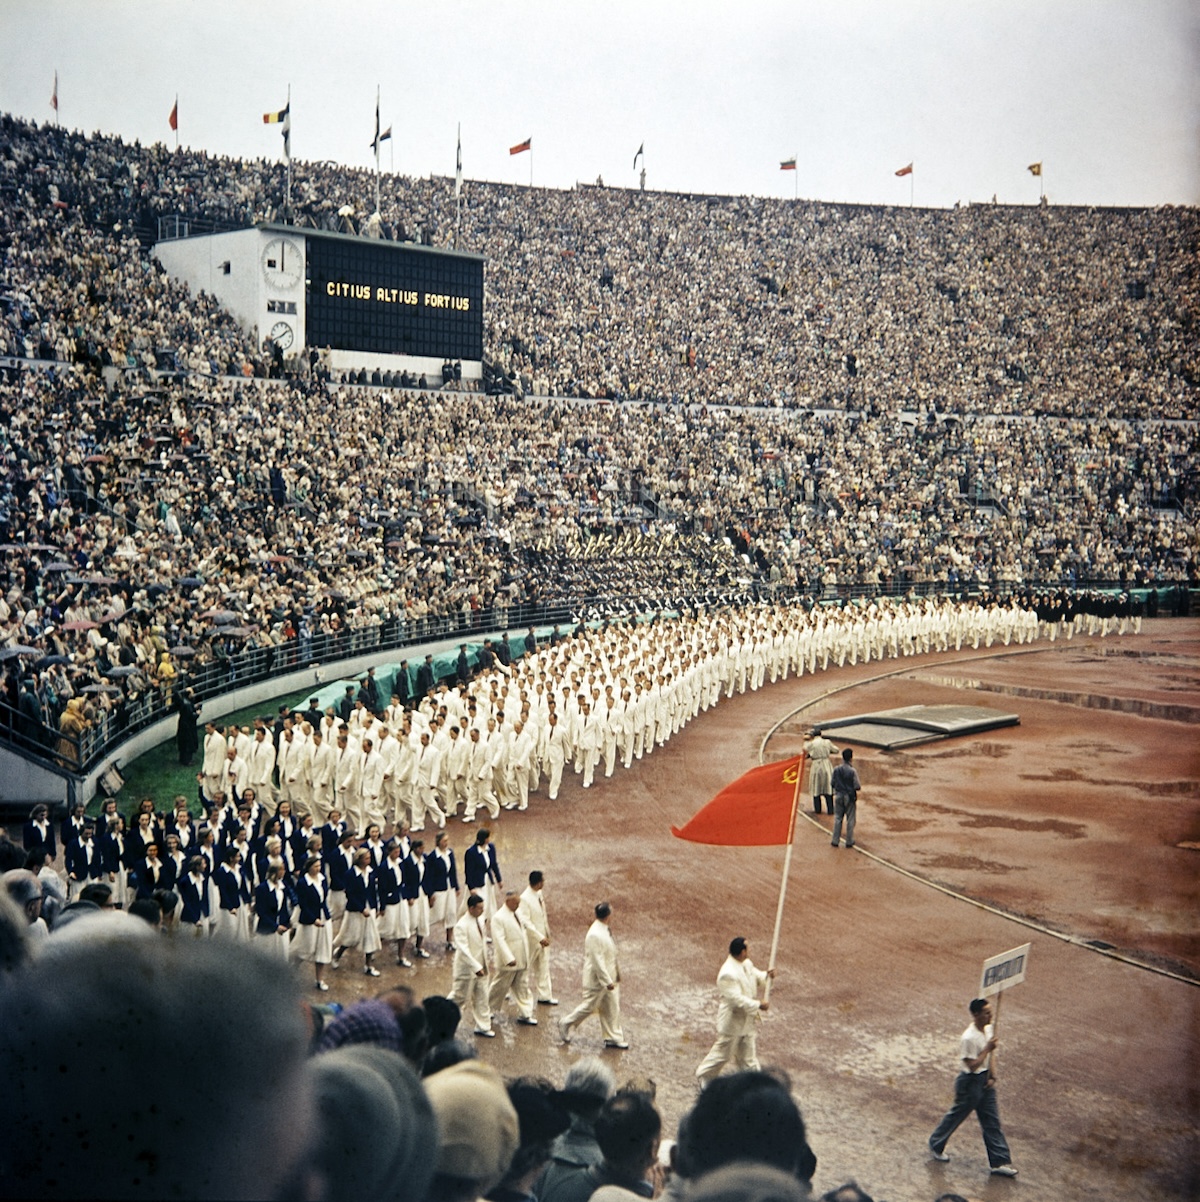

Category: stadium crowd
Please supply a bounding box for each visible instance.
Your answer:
[0,112,1195,769]
[4,114,1196,419]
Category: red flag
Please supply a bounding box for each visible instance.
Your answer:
[780,157,797,171]
[671,755,804,846]
[169,99,178,132]
[51,71,58,113]
[895,162,913,177]
[510,137,532,156]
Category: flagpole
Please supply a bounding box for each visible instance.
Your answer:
[174,94,179,152]
[529,144,533,189]
[455,122,462,250]
[285,84,292,217]
[910,163,914,209]
[762,753,804,1004]
[794,153,798,201]
[374,86,381,216]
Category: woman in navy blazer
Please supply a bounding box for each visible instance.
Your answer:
[253,864,292,960]
[294,857,333,990]
[22,804,56,859]
[331,849,382,976]
[177,856,211,934]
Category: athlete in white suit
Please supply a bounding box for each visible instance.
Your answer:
[559,901,627,1048]
[694,937,775,1085]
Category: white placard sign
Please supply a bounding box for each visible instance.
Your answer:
[979,943,1031,997]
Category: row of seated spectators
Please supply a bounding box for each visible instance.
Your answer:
[0,365,1194,764]
[1,112,1197,419]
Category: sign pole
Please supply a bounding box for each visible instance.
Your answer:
[987,988,1003,1075]
[762,753,805,1004]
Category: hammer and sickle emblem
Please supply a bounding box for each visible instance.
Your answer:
[782,765,800,785]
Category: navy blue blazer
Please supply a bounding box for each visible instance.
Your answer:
[328,847,356,892]
[320,821,348,860]
[98,831,126,874]
[60,815,89,850]
[464,843,501,890]
[343,870,378,914]
[64,838,103,883]
[22,820,56,859]
[254,880,291,935]
[214,864,250,911]
[400,853,424,901]
[134,858,168,900]
[161,853,188,894]
[177,873,209,924]
[295,875,331,925]
[377,859,404,907]
[422,848,458,896]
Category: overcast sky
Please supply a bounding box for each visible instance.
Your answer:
[2,0,1197,209]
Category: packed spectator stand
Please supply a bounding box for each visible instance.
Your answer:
[0,112,1195,776]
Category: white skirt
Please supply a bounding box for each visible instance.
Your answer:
[426,888,453,930]
[379,901,407,941]
[407,894,430,938]
[334,910,382,955]
[212,907,249,942]
[293,921,333,964]
[256,930,291,961]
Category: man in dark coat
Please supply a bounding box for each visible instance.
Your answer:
[175,688,200,766]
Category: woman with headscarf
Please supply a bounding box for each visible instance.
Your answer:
[55,698,89,770]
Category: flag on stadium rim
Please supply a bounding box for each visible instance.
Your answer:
[633,142,644,169]
[780,157,797,171]
[510,137,531,156]
[370,92,392,153]
[455,124,463,198]
[51,71,58,114]
[169,98,178,132]
[1027,162,1042,177]
[895,162,913,177]
[671,754,806,846]
[263,94,292,165]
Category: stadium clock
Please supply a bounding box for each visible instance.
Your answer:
[262,237,303,289]
[268,321,294,350]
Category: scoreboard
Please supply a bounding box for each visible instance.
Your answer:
[304,232,484,361]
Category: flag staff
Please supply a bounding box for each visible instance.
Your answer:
[51,71,59,128]
[794,153,798,200]
[172,95,178,152]
[910,161,914,208]
[454,123,463,250]
[762,754,805,1004]
[285,84,292,217]
[374,85,381,216]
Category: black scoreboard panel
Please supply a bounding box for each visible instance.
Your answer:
[305,235,484,360]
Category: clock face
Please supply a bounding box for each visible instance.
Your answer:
[269,321,294,351]
[262,237,303,289]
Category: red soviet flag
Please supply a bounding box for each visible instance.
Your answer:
[671,754,804,846]
[169,99,178,132]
